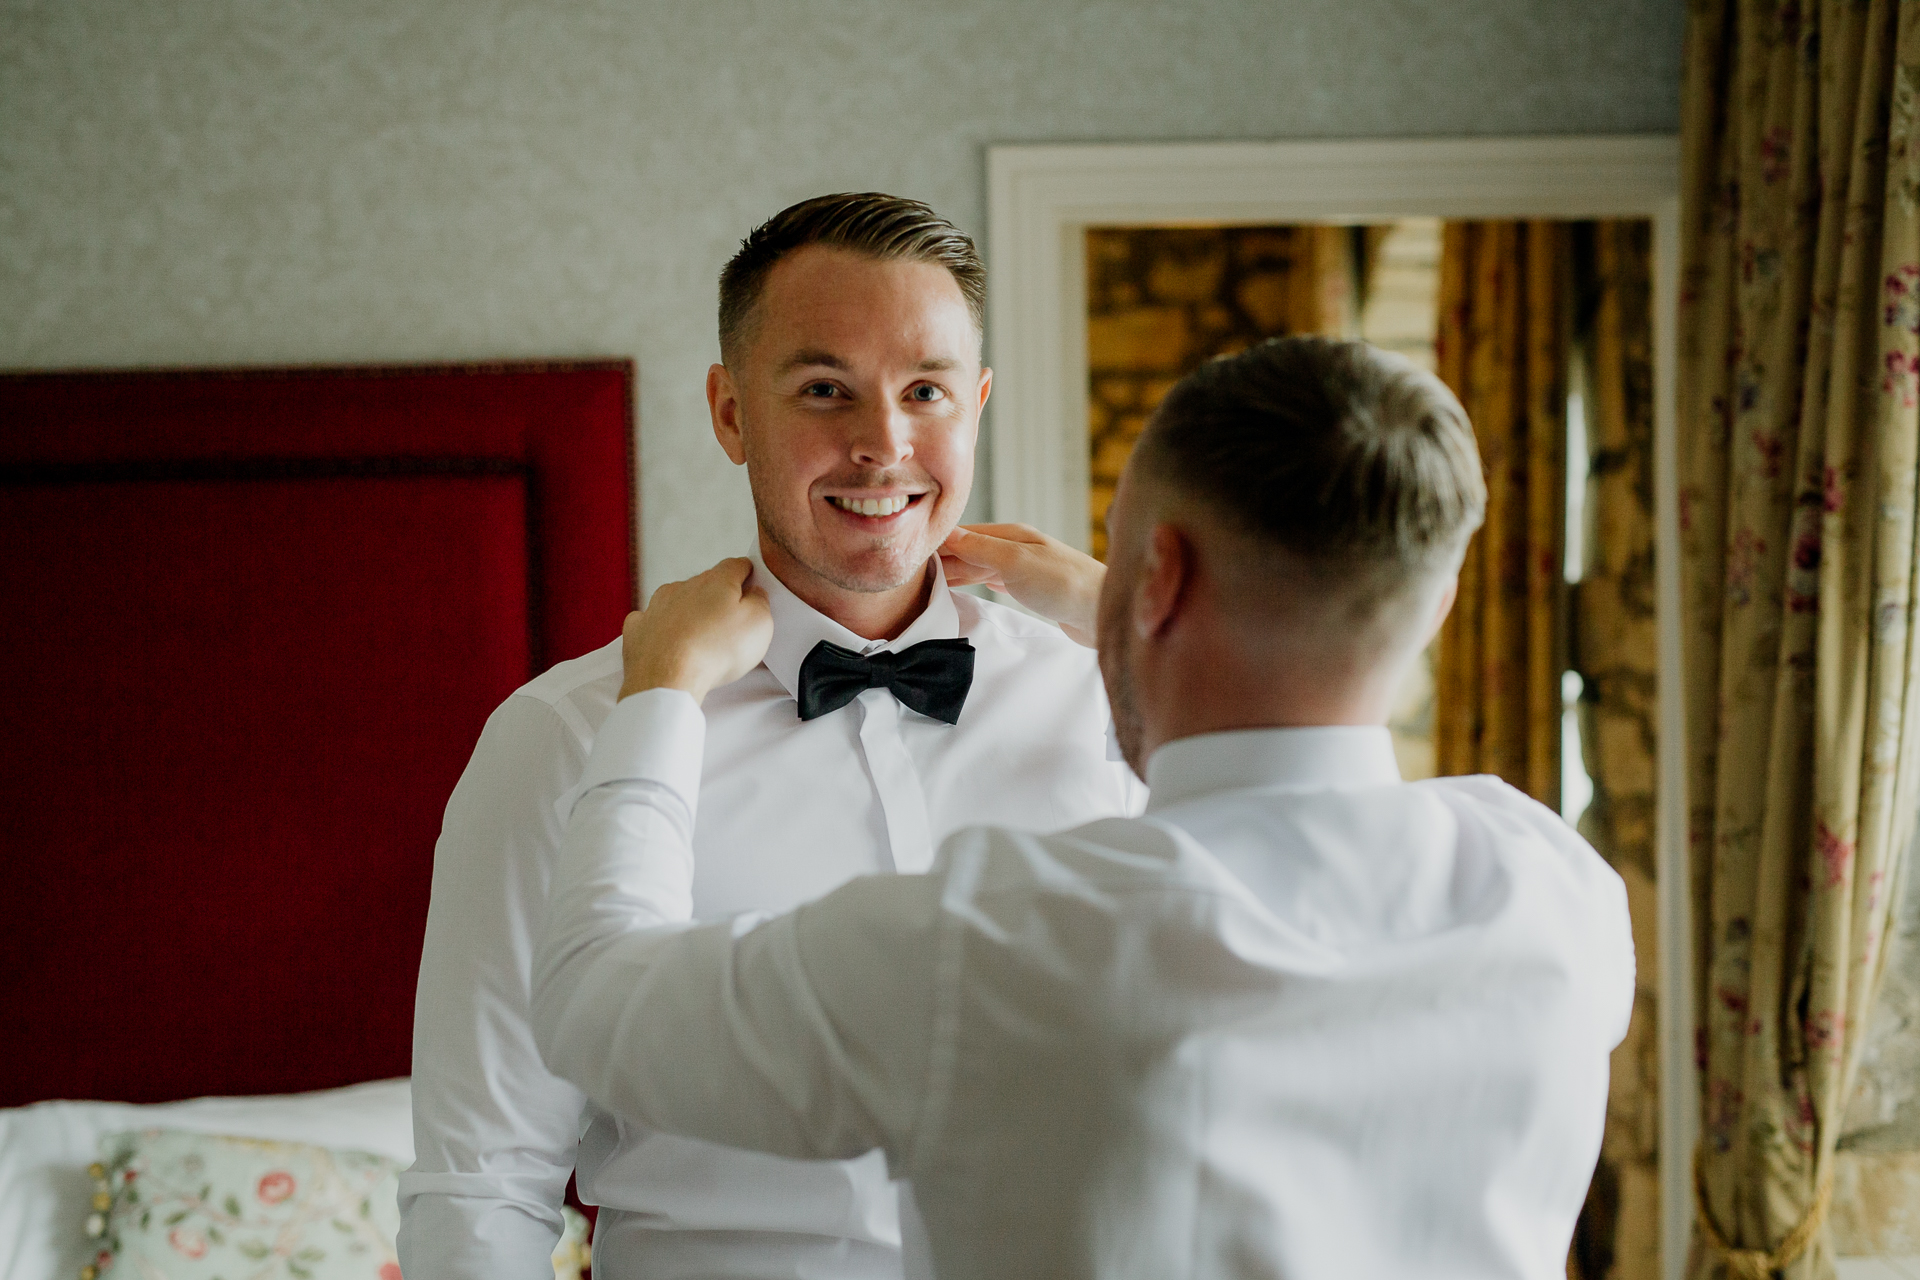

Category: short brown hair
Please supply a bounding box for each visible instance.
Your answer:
[717,193,986,366]
[1136,336,1484,586]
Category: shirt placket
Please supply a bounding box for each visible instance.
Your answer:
[854,688,935,874]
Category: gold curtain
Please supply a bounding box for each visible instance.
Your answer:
[1680,2,1920,1277]
[1579,222,1660,907]
[1573,221,1664,1280]
[1434,221,1567,805]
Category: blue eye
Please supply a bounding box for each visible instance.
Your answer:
[910,384,944,402]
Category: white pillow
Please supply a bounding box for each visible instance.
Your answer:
[0,1079,413,1280]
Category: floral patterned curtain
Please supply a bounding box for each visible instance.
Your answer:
[1434,220,1567,804]
[1679,2,1920,1276]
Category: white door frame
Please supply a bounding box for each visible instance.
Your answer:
[984,134,1690,1280]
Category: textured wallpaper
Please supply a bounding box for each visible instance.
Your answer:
[0,0,1685,594]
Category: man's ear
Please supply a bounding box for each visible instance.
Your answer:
[976,366,993,415]
[707,364,747,466]
[1134,523,1192,639]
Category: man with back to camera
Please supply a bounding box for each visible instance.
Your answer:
[529,336,1638,1280]
[398,193,1143,1280]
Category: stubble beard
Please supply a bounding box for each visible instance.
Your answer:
[739,401,959,596]
[760,515,926,595]
[749,456,944,595]
[1101,624,1147,776]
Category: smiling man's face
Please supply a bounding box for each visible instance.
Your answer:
[708,244,990,613]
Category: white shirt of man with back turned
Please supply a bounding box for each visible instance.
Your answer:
[531,335,1638,1279]
[398,194,1145,1280]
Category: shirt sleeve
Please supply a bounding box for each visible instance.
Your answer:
[533,689,943,1169]
[398,693,591,1280]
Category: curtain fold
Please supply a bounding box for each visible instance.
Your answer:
[1574,220,1664,1280]
[1442,220,1663,1280]
[1679,2,1920,1276]
[1435,221,1567,805]
[1580,221,1662,883]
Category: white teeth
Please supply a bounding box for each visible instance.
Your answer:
[833,495,911,517]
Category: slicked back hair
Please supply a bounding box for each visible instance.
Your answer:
[717,192,986,367]
[1134,336,1485,596]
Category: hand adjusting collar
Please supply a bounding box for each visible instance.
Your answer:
[796,638,975,724]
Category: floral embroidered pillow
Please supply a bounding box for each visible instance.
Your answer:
[82,1129,401,1280]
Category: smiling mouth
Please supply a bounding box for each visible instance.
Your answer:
[827,494,922,518]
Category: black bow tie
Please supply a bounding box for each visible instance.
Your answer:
[796,638,976,724]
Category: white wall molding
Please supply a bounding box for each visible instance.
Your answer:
[985,133,1691,1280]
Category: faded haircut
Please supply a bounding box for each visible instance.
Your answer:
[717,192,985,367]
[1133,336,1485,598]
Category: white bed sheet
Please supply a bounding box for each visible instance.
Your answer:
[0,1077,412,1280]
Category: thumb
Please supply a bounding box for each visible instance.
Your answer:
[941,525,1010,569]
[693,556,754,602]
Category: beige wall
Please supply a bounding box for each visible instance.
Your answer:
[0,0,1684,601]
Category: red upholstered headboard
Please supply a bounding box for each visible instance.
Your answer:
[0,361,636,1106]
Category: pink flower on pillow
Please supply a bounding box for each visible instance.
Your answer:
[168,1227,209,1259]
[379,1264,403,1280]
[256,1170,297,1204]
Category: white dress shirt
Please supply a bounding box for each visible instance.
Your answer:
[399,550,1141,1280]
[534,690,1637,1280]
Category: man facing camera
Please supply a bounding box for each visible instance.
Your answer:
[400,194,1141,1280]
[532,337,1636,1280]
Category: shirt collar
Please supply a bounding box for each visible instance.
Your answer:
[1143,726,1403,813]
[748,541,962,703]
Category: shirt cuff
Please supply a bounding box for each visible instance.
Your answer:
[573,688,707,815]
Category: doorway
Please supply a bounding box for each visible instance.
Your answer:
[985,134,1686,1280]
